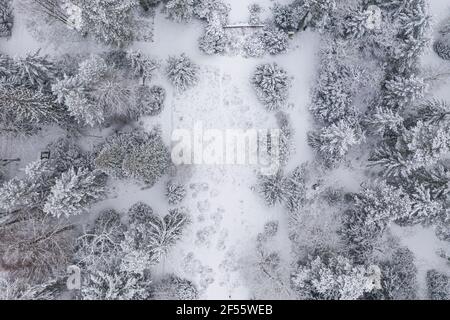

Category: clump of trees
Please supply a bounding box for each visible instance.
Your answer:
[291,251,380,300]
[19,0,153,47]
[52,51,160,127]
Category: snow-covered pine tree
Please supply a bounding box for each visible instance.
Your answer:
[275,111,294,166]
[0,214,74,281]
[165,181,187,205]
[166,53,199,92]
[248,3,263,25]
[13,50,59,91]
[152,275,198,300]
[135,85,166,117]
[126,49,158,84]
[75,209,126,269]
[76,0,145,47]
[94,131,147,178]
[43,167,107,218]
[194,0,230,24]
[382,75,427,110]
[309,52,356,125]
[377,247,418,300]
[308,120,364,167]
[272,2,302,32]
[299,0,336,32]
[199,14,228,55]
[0,0,13,37]
[404,120,450,169]
[122,129,171,186]
[0,84,62,136]
[251,63,291,111]
[81,266,152,300]
[426,269,450,300]
[164,0,195,23]
[368,141,413,180]
[416,99,450,124]
[291,252,380,300]
[257,170,289,207]
[365,107,404,136]
[260,26,289,55]
[340,181,413,261]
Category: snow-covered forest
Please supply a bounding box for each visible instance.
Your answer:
[0,0,449,300]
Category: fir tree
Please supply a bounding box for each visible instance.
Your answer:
[382,75,427,111]
[272,3,302,32]
[251,63,291,111]
[166,53,199,92]
[426,269,450,300]
[135,85,166,117]
[122,129,171,186]
[308,120,364,167]
[199,16,228,55]
[43,167,107,218]
[152,275,198,300]
[0,84,61,136]
[194,0,230,24]
[164,0,195,23]
[377,247,418,300]
[0,0,13,38]
[260,26,289,55]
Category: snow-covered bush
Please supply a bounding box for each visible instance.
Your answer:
[43,167,107,218]
[291,253,380,300]
[251,63,291,111]
[426,269,449,300]
[152,275,198,300]
[166,53,199,92]
[135,85,166,116]
[166,181,187,205]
